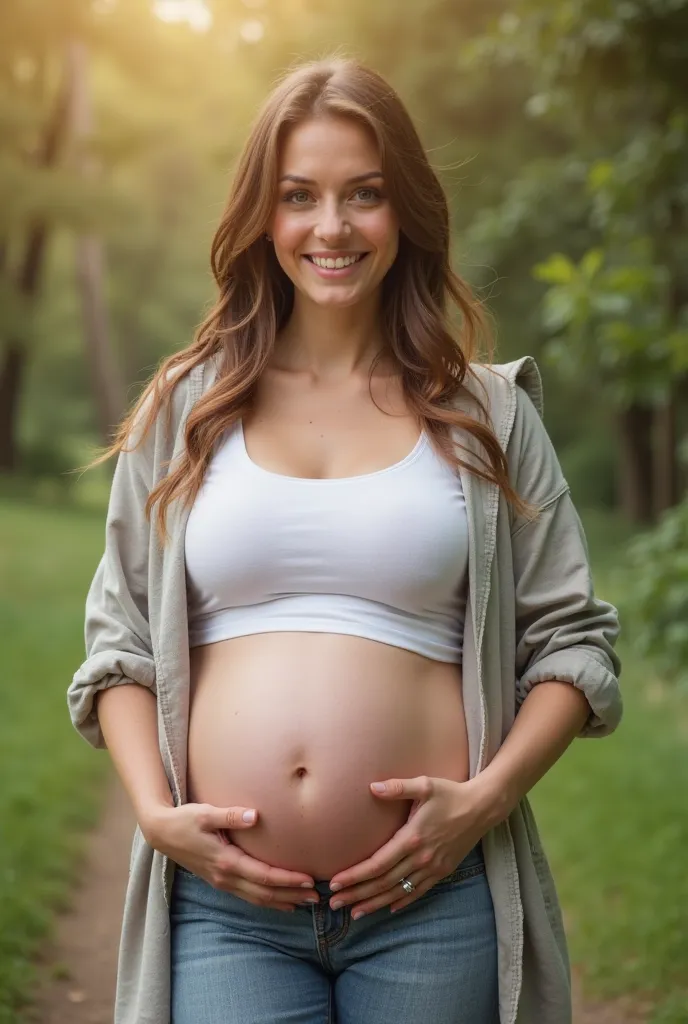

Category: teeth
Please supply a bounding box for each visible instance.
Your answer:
[310,254,363,269]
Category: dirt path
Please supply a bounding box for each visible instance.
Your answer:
[28,779,135,1024]
[28,779,647,1024]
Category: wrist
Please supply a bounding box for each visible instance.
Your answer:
[138,798,176,846]
[466,768,518,832]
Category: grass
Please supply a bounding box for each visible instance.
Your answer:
[532,508,688,1022]
[0,492,686,1021]
[0,492,110,1024]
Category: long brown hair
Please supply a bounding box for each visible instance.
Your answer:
[85,55,536,545]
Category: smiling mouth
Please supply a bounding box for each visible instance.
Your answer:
[304,253,369,269]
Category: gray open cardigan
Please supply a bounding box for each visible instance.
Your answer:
[68,352,622,1024]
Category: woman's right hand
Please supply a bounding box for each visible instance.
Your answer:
[142,803,319,912]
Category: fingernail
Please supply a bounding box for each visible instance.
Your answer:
[242,810,256,822]
[329,882,342,892]
[301,881,315,888]
[331,900,344,910]
[371,782,386,792]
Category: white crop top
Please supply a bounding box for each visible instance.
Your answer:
[184,420,469,663]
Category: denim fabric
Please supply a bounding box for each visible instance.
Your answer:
[69,353,620,1022]
[170,843,498,1024]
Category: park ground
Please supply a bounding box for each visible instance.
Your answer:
[1,493,686,1023]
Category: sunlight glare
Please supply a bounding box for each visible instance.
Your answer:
[239,19,265,43]
[153,0,213,32]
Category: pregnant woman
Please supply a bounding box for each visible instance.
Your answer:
[68,57,623,1024]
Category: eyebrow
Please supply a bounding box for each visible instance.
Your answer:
[277,171,384,185]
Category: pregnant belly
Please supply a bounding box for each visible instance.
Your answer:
[187,633,469,880]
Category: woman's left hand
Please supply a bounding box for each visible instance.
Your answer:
[327,775,490,918]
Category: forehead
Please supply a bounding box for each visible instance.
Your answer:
[278,116,381,179]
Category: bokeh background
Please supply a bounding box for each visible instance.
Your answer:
[1,1,687,1021]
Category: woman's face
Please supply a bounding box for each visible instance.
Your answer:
[268,116,400,309]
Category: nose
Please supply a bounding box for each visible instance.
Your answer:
[313,199,351,242]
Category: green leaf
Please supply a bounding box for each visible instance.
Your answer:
[587,159,615,193]
[580,248,604,280]
[541,290,577,331]
[533,253,576,285]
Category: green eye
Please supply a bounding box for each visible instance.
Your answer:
[285,190,310,204]
[355,188,381,202]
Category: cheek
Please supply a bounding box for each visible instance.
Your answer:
[270,210,306,255]
[361,210,399,257]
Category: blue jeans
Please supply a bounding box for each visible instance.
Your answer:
[170,841,499,1023]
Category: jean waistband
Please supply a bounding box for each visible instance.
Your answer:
[311,840,484,894]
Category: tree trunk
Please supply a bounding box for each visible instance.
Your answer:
[0,64,71,471]
[677,373,688,500]
[617,403,655,524]
[75,237,125,442]
[66,40,125,444]
[0,345,25,471]
[653,391,679,517]
[657,200,688,510]
[0,222,55,470]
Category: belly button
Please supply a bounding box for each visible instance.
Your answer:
[293,766,309,780]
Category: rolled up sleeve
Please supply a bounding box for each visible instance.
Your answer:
[68,411,157,749]
[509,387,623,738]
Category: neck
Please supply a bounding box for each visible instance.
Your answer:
[274,290,391,381]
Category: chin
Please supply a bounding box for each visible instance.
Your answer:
[310,293,366,308]
[297,283,378,308]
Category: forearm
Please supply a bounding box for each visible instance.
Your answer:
[473,680,591,829]
[96,684,174,833]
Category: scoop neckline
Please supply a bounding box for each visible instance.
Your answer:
[237,420,427,483]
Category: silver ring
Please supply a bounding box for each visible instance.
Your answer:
[399,876,415,894]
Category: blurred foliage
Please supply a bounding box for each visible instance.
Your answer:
[473,0,688,408]
[470,0,688,677]
[1,3,688,1015]
[533,242,688,406]
[623,497,688,690]
[0,1,686,675]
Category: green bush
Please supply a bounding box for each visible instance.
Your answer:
[20,437,78,485]
[622,497,688,690]
[561,436,618,510]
